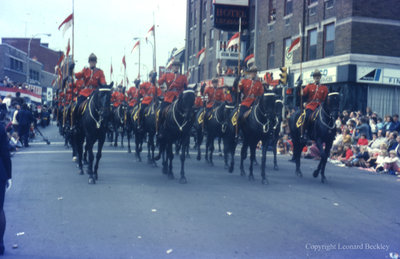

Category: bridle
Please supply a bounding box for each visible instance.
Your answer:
[172,90,195,131]
[89,88,111,129]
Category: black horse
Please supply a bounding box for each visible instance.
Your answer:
[155,89,196,183]
[289,92,340,183]
[222,103,237,173]
[204,102,228,166]
[112,102,128,147]
[142,100,159,166]
[127,103,144,161]
[239,92,277,184]
[76,82,113,184]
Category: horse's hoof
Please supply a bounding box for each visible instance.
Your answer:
[128,149,132,153]
[228,166,234,173]
[219,152,223,157]
[273,165,279,171]
[72,156,77,162]
[262,178,269,185]
[296,170,303,177]
[168,173,175,180]
[179,177,187,184]
[196,155,201,161]
[313,170,320,178]
[88,178,96,184]
[321,176,327,183]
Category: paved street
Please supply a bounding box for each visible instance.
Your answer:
[3,124,400,258]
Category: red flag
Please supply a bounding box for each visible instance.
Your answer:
[244,53,254,63]
[66,39,71,57]
[58,13,73,37]
[122,56,126,69]
[196,48,206,65]
[227,32,240,49]
[131,40,140,53]
[145,25,155,42]
[288,37,301,53]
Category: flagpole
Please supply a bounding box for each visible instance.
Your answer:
[153,12,157,73]
[235,17,242,138]
[139,41,141,79]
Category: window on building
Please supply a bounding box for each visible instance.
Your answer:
[284,0,293,16]
[189,4,193,27]
[283,37,292,66]
[307,29,317,60]
[210,1,213,15]
[324,23,335,57]
[325,0,334,9]
[194,8,197,24]
[202,32,206,48]
[208,61,213,79]
[29,69,39,81]
[202,0,207,20]
[209,29,214,48]
[309,6,316,16]
[308,0,318,5]
[9,58,23,72]
[188,40,192,56]
[192,40,196,56]
[267,42,275,69]
[268,0,276,23]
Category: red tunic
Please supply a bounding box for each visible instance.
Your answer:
[139,82,160,105]
[158,72,187,103]
[111,91,126,107]
[194,96,203,108]
[303,83,328,111]
[127,87,139,107]
[238,79,263,108]
[204,87,225,108]
[75,67,106,97]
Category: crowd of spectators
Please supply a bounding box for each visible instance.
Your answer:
[278,107,400,176]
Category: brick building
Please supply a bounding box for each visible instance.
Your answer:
[185,0,400,115]
[0,38,63,103]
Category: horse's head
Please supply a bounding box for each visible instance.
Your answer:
[259,92,276,115]
[95,82,113,120]
[178,89,196,117]
[325,92,340,119]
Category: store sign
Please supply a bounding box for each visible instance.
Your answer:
[294,67,337,85]
[216,41,245,60]
[46,87,53,102]
[213,3,249,31]
[284,47,293,67]
[357,66,400,86]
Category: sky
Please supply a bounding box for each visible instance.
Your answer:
[0,0,187,85]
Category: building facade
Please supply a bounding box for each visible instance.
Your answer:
[185,0,400,115]
[0,38,63,103]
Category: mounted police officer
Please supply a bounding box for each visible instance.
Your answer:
[301,69,329,140]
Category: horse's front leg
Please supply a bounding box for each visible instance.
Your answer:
[76,131,84,175]
[261,142,269,184]
[167,142,174,179]
[218,137,223,156]
[94,133,106,181]
[273,138,279,170]
[179,136,189,184]
[120,129,124,148]
[240,142,248,176]
[86,139,95,184]
[319,140,332,183]
[248,142,256,182]
[196,129,203,161]
[313,139,325,179]
[209,136,215,166]
[127,128,132,153]
[293,140,303,177]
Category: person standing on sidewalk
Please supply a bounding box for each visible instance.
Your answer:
[0,120,12,255]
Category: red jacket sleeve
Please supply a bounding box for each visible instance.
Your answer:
[158,74,166,86]
[98,70,106,85]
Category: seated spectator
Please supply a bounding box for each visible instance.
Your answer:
[369,129,387,152]
[332,128,343,149]
[383,150,400,175]
[357,134,369,146]
[342,129,352,145]
[303,141,320,160]
[375,149,388,173]
[369,117,378,135]
[383,115,393,133]
[390,114,400,132]
[355,117,372,140]
[376,117,384,132]
[347,146,369,168]
[388,131,398,151]
[338,144,353,163]
[331,145,344,160]
[8,132,22,152]
[395,136,400,157]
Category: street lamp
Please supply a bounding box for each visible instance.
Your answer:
[26,33,51,84]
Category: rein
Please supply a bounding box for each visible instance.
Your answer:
[254,103,270,133]
[172,101,189,132]
[318,105,336,130]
